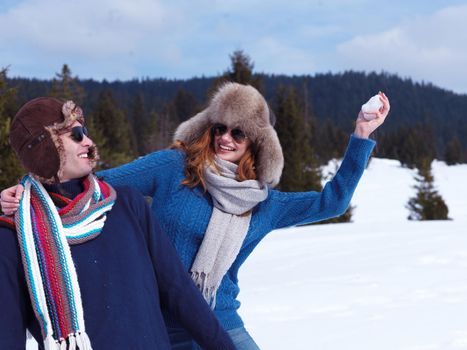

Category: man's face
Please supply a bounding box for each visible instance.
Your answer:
[58,121,95,182]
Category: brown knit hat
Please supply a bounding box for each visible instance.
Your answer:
[9,97,97,183]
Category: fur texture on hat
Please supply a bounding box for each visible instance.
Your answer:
[9,97,98,183]
[174,82,284,187]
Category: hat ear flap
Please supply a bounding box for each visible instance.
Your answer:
[20,136,61,180]
[255,126,284,187]
[173,109,211,144]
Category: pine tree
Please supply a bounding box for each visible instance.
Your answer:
[144,111,163,151]
[89,90,136,169]
[378,123,437,169]
[130,93,147,155]
[312,119,348,165]
[444,136,462,165]
[172,88,199,123]
[407,158,449,220]
[210,50,263,93]
[274,86,321,192]
[159,104,178,148]
[0,68,24,189]
[147,88,199,151]
[49,64,85,104]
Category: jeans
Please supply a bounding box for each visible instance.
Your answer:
[168,325,261,350]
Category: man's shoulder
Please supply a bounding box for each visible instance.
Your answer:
[0,217,20,258]
[0,216,15,231]
[112,185,143,200]
[109,185,149,216]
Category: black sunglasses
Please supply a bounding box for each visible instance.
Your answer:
[211,124,247,144]
[69,126,89,143]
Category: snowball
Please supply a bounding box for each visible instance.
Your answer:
[361,94,383,121]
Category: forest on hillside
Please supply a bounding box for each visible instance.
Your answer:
[1,51,466,203]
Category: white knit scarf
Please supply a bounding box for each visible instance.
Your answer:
[190,157,268,308]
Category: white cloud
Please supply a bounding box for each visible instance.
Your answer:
[2,0,467,93]
[5,1,152,53]
[336,4,467,93]
[250,37,316,75]
[0,0,185,78]
[300,24,341,39]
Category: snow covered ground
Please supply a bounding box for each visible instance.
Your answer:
[26,158,467,349]
[240,158,467,349]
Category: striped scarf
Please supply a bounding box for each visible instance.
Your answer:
[14,174,116,350]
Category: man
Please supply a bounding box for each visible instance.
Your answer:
[0,97,236,349]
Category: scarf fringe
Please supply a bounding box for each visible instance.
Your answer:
[44,335,57,350]
[82,332,92,349]
[44,332,93,350]
[191,272,218,309]
[69,334,76,350]
[76,333,84,349]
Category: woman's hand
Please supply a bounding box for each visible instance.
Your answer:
[0,184,23,216]
[354,92,390,139]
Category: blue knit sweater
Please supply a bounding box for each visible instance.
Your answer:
[0,181,235,349]
[98,135,375,330]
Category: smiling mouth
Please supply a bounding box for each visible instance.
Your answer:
[218,144,236,152]
[78,147,97,161]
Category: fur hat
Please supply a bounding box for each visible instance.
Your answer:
[9,97,98,183]
[174,82,284,187]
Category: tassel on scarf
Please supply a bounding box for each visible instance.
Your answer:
[75,332,94,350]
[75,333,84,350]
[42,332,93,350]
[83,332,92,349]
[44,335,58,350]
[68,334,76,350]
[191,271,217,309]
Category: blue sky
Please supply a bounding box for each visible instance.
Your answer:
[1,0,467,93]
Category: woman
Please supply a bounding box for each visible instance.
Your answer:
[2,83,390,349]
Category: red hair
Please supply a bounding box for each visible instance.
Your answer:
[171,126,257,190]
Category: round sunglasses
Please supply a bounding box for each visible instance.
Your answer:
[211,123,247,144]
[59,126,89,143]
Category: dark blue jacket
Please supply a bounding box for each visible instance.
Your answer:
[0,181,235,350]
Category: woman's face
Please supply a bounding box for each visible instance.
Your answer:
[212,124,251,164]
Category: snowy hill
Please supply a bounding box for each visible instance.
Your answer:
[240,158,467,349]
[26,158,467,349]
[350,158,467,223]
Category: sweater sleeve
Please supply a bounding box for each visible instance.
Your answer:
[270,135,375,229]
[0,227,32,349]
[134,191,236,350]
[96,149,183,197]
